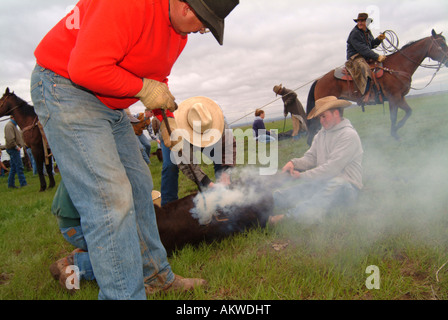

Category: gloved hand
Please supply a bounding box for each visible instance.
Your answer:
[377,55,387,63]
[377,33,386,41]
[135,78,176,112]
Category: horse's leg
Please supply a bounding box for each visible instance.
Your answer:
[389,98,412,140]
[389,101,401,140]
[32,146,47,192]
[37,165,47,192]
[46,151,56,189]
[395,99,413,132]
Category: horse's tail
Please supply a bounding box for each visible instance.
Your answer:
[306,80,318,116]
[306,80,320,146]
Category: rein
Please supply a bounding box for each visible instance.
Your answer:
[381,33,447,90]
[1,93,40,135]
[0,94,33,119]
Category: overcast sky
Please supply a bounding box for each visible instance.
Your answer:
[1,0,447,151]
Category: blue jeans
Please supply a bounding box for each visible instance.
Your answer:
[160,140,179,206]
[26,147,37,175]
[257,134,276,143]
[60,226,95,281]
[6,148,27,187]
[31,65,174,300]
[273,177,359,223]
[137,134,152,164]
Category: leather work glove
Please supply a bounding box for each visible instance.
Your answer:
[377,55,387,63]
[135,78,176,112]
[377,33,386,41]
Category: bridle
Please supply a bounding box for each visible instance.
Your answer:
[0,93,25,117]
[381,34,448,90]
[0,93,39,132]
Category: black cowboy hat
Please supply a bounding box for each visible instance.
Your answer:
[186,0,239,45]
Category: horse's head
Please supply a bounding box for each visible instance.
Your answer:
[0,87,15,117]
[428,29,448,67]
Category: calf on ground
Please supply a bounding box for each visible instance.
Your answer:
[154,193,274,255]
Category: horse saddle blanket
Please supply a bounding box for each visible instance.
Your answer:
[334,62,384,81]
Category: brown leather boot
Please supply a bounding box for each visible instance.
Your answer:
[145,274,207,295]
[49,252,79,294]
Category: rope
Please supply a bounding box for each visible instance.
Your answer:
[380,30,400,54]
[377,30,445,90]
[228,71,338,126]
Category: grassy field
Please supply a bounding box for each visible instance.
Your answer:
[0,93,447,300]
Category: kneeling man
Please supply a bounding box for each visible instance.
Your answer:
[272,96,363,224]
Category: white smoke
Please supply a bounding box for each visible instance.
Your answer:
[190,167,282,225]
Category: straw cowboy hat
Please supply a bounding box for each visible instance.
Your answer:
[186,0,239,45]
[174,96,225,148]
[307,96,352,120]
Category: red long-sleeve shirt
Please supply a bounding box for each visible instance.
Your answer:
[34,0,187,119]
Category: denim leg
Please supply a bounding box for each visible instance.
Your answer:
[6,149,27,187]
[6,149,17,187]
[138,139,151,164]
[137,134,152,164]
[31,65,173,299]
[273,180,320,210]
[160,140,179,206]
[61,226,95,281]
[287,178,359,222]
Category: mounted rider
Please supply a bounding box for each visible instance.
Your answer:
[346,13,386,102]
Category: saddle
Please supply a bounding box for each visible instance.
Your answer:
[334,62,384,81]
[334,61,386,108]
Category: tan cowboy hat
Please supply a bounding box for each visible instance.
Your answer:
[307,96,352,120]
[354,13,370,22]
[174,96,225,148]
[273,84,283,96]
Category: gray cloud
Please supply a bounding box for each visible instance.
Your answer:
[1,0,447,146]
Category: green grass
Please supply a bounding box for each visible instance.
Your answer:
[1,93,448,300]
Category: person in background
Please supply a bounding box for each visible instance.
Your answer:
[270,96,363,225]
[126,109,153,164]
[132,109,160,164]
[31,0,239,300]
[0,151,9,177]
[4,115,27,188]
[252,109,275,143]
[273,84,307,139]
[25,146,37,175]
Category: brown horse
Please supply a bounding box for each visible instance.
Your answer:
[306,29,448,144]
[0,88,55,191]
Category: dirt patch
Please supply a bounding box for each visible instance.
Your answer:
[0,272,12,286]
